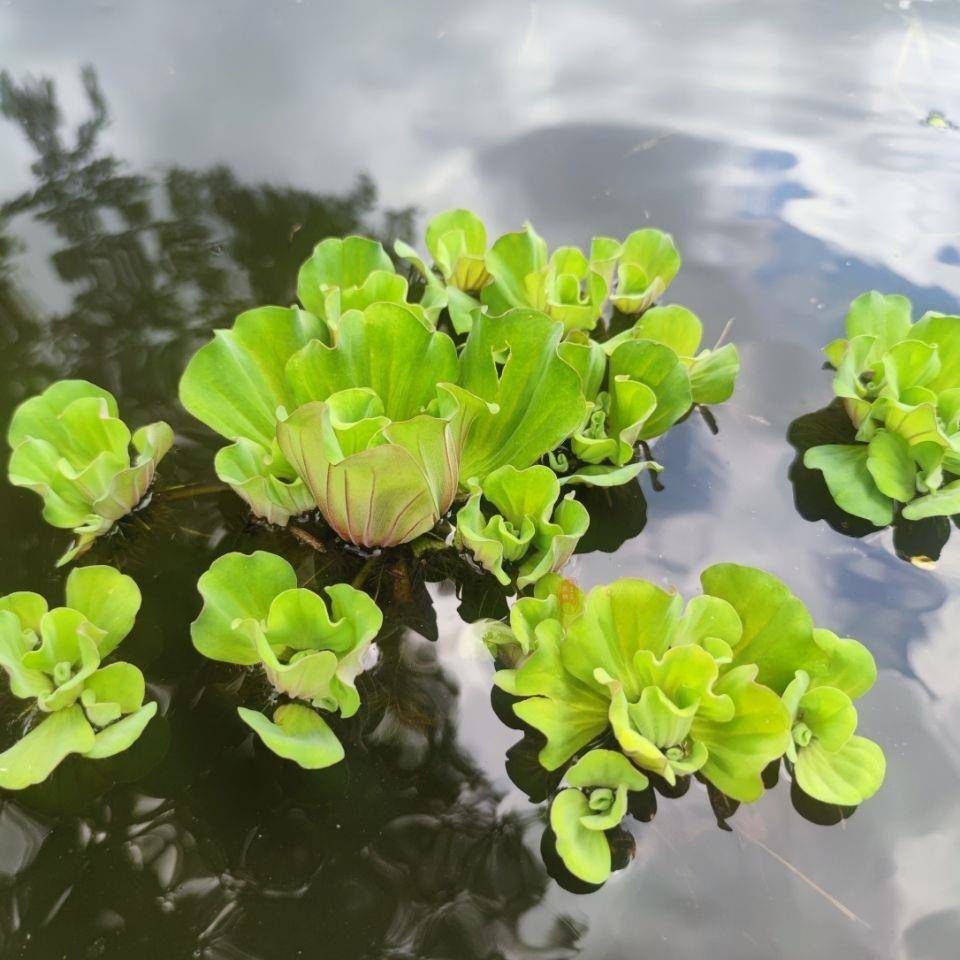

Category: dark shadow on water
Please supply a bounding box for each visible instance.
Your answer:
[787,399,955,563]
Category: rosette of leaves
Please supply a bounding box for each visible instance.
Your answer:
[481,223,619,333]
[7,380,174,565]
[609,229,681,314]
[601,303,741,408]
[781,667,885,806]
[549,748,650,885]
[494,564,885,808]
[395,209,493,333]
[454,464,589,589]
[191,551,382,769]
[804,291,960,526]
[296,235,436,331]
[0,565,157,789]
[180,302,462,543]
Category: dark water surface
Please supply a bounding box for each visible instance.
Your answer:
[2,1,960,957]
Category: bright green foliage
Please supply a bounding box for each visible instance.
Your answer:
[0,566,156,789]
[494,564,883,811]
[454,464,589,589]
[609,229,681,314]
[550,748,649,885]
[178,305,328,525]
[481,224,617,333]
[602,304,740,406]
[180,302,462,544]
[7,380,174,565]
[441,309,589,483]
[805,291,960,525]
[781,668,885,806]
[191,551,382,769]
[297,236,426,331]
[180,213,737,537]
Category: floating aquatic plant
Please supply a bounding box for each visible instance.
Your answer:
[454,464,589,589]
[804,291,960,526]
[7,380,173,565]
[190,551,382,769]
[487,563,884,884]
[179,213,738,544]
[0,565,157,789]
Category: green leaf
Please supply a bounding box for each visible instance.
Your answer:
[82,660,145,715]
[558,461,659,487]
[810,628,877,700]
[902,478,960,520]
[803,444,894,526]
[191,551,297,665]
[0,591,48,635]
[689,344,740,405]
[0,609,51,699]
[425,209,491,292]
[296,236,397,324]
[443,309,588,482]
[699,563,828,694]
[285,302,458,420]
[794,734,886,806]
[844,291,912,352]
[796,685,857,752]
[566,748,650,792]
[608,340,693,440]
[482,224,548,314]
[550,788,612,885]
[0,705,95,790]
[238,703,345,769]
[85,701,157,760]
[179,306,326,449]
[865,429,916,503]
[907,312,960,394]
[215,437,315,525]
[277,399,459,548]
[692,665,791,802]
[65,565,141,657]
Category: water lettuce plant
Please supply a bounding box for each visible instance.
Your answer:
[490,563,884,883]
[180,301,601,543]
[804,291,960,526]
[550,748,649,885]
[454,464,589,589]
[190,551,382,769]
[0,565,157,789]
[179,212,738,544]
[7,380,173,565]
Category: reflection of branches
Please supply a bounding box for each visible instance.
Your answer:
[0,66,583,956]
[0,65,414,422]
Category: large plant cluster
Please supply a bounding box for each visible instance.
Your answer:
[1,211,892,897]
[177,210,739,563]
[806,292,960,526]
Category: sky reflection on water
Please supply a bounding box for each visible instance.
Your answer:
[1,1,960,958]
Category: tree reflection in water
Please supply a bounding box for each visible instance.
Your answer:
[0,68,583,959]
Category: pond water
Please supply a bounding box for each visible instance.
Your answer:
[2,1,960,957]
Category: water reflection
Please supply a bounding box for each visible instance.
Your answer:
[2,0,960,950]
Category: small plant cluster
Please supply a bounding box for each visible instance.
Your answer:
[7,381,172,565]
[806,292,960,526]
[0,566,156,788]
[482,564,885,885]
[190,551,382,768]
